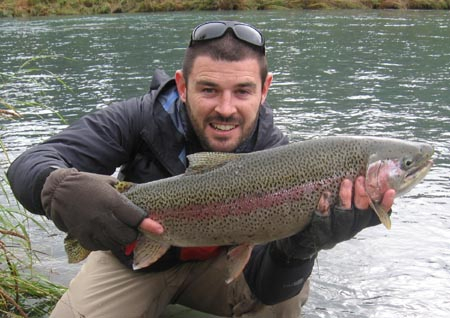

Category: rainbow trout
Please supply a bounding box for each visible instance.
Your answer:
[65,136,433,281]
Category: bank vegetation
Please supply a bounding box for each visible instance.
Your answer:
[1,57,68,317]
[1,0,449,17]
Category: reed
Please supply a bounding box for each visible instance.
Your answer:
[1,57,69,317]
[0,205,66,317]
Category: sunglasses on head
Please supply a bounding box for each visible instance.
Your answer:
[189,21,265,54]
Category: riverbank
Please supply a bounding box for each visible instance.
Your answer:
[1,0,449,17]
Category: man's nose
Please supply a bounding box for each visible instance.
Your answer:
[215,92,237,117]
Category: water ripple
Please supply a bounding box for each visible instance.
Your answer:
[1,10,450,317]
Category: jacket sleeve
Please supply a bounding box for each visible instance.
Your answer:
[6,94,153,215]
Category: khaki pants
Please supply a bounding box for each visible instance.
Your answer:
[51,251,309,318]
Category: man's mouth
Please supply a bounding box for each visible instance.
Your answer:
[211,123,237,131]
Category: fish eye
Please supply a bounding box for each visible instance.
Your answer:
[403,157,413,168]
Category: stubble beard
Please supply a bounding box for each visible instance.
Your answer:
[184,96,257,153]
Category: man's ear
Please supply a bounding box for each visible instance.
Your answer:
[261,72,273,104]
[175,70,186,103]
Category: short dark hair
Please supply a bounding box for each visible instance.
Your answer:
[182,30,268,86]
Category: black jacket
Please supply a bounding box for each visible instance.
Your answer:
[7,69,314,305]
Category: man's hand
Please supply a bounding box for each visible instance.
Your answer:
[339,176,395,212]
[271,176,396,262]
[41,168,163,251]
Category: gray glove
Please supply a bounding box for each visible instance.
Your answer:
[272,205,386,262]
[41,168,147,251]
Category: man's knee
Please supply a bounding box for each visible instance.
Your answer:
[233,277,310,317]
[265,279,310,317]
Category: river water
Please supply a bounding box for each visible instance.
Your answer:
[1,10,449,318]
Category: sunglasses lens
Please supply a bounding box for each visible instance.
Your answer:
[233,24,264,47]
[190,21,265,54]
[192,22,227,41]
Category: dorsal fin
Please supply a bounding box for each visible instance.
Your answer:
[186,152,241,175]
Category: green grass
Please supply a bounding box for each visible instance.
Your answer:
[0,184,67,317]
[1,0,449,17]
[1,57,69,317]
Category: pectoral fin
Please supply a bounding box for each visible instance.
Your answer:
[132,235,170,270]
[225,244,253,284]
[368,200,392,230]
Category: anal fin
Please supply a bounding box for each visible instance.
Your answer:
[225,244,253,284]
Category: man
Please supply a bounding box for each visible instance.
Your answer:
[7,21,394,317]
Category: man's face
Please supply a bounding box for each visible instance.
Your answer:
[175,56,272,152]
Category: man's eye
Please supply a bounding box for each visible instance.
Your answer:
[237,89,251,96]
[202,88,215,94]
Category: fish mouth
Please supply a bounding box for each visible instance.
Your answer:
[406,158,433,178]
[398,158,433,195]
